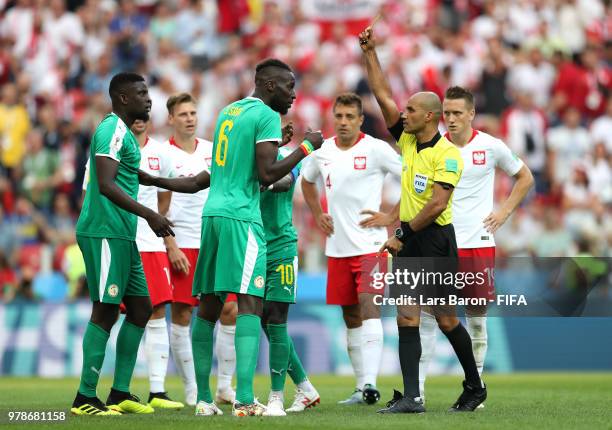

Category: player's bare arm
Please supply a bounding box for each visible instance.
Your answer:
[266,173,294,193]
[96,156,174,237]
[360,201,400,228]
[157,191,190,274]
[280,121,294,147]
[157,190,172,215]
[358,26,401,128]
[139,169,210,193]
[301,178,334,236]
[255,130,323,186]
[483,164,534,233]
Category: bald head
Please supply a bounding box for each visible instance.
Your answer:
[411,92,442,120]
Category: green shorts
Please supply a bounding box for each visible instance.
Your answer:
[76,235,149,304]
[264,256,298,304]
[193,216,267,298]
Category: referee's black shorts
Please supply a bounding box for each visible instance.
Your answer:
[397,222,458,258]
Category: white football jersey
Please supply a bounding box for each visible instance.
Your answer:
[449,130,523,249]
[165,137,213,249]
[302,133,402,257]
[82,137,175,252]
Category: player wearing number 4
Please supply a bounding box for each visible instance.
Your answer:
[417,86,534,404]
[302,93,402,406]
[142,59,324,417]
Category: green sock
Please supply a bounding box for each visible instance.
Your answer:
[235,314,261,404]
[112,320,145,393]
[287,337,308,385]
[191,316,215,403]
[78,322,110,397]
[266,323,290,392]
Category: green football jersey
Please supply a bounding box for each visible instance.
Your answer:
[203,97,282,225]
[76,113,141,240]
[260,147,301,260]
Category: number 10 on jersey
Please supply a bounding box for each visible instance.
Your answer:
[215,120,233,166]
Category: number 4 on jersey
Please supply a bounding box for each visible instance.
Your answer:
[325,174,331,189]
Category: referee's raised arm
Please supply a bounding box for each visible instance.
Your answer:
[359,26,401,130]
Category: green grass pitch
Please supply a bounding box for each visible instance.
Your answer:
[1,373,611,429]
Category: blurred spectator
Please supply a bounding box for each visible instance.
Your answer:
[0,83,31,170]
[562,162,605,235]
[0,206,17,259]
[174,0,221,68]
[508,46,555,109]
[109,0,148,71]
[478,38,511,116]
[547,106,592,188]
[9,265,37,303]
[587,143,611,204]
[0,251,17,302]
[590,95,612,153]
[530,206,574,257]
[501,91,548,193]
[48,193,76,245]
[17,128,62,210]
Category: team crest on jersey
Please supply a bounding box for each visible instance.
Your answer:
[254,276,265,289]
[354,156,367,170]
[148,157,160,170]
[472,151,486,165]
[107,284,119,297]
[414,173,428,194]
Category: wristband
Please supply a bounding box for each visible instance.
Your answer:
[300,139,315,156]
[399,221,415,243]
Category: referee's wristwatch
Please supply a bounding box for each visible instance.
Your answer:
[394,227,404,241]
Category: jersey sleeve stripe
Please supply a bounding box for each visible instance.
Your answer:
[256,138,282,143]
[95,153,120,162]
[109,120,127,159]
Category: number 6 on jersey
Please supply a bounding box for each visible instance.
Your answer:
[215,119,233,166]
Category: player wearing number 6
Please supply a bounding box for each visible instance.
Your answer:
[159,58,323,417]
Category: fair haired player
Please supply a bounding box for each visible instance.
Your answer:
[82,118,184,409]
[163,93,238,406]
[301,92,401,405]
[418,86,534,402]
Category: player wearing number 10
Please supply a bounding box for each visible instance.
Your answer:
[189,58,324,417]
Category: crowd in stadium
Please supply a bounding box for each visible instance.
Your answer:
[0,0,610,302]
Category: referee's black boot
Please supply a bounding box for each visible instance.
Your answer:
[448,380,487,412]
[377,389,425,414]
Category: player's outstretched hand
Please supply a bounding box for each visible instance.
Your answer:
[379,236,403,256]
[304,130,324,150]
[358,26,375,52]
[147,212,175,237]
[281,122,294,147]
[316,213,334,237]
[167,245,190,274]
[138,169,156,186]
[360,209,395,228]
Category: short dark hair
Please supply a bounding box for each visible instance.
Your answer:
[166,92,197,114]
[254,58,292,84]
[444,86,474,108]
[109,72,145,99]
[333,92,363,115]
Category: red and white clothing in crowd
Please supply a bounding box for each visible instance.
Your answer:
[164,136,213,306]
[83,137,176,307]
[301,133,402,304]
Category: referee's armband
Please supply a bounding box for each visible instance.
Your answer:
[435,181,454,190]
[387,117,404,142]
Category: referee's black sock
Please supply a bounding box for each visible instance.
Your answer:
[442,322,482,388]
[398,326,421,399]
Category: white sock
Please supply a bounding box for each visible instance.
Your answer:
[347,326,364,390]
[170,322,196,391]
[145,318,169,393]
[215,323,236,391]
[361,318,383,387]
[466,316,488,375]
[418,311,438,400]
[297,379,315,393]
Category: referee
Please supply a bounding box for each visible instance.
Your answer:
[359,26,487,413]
